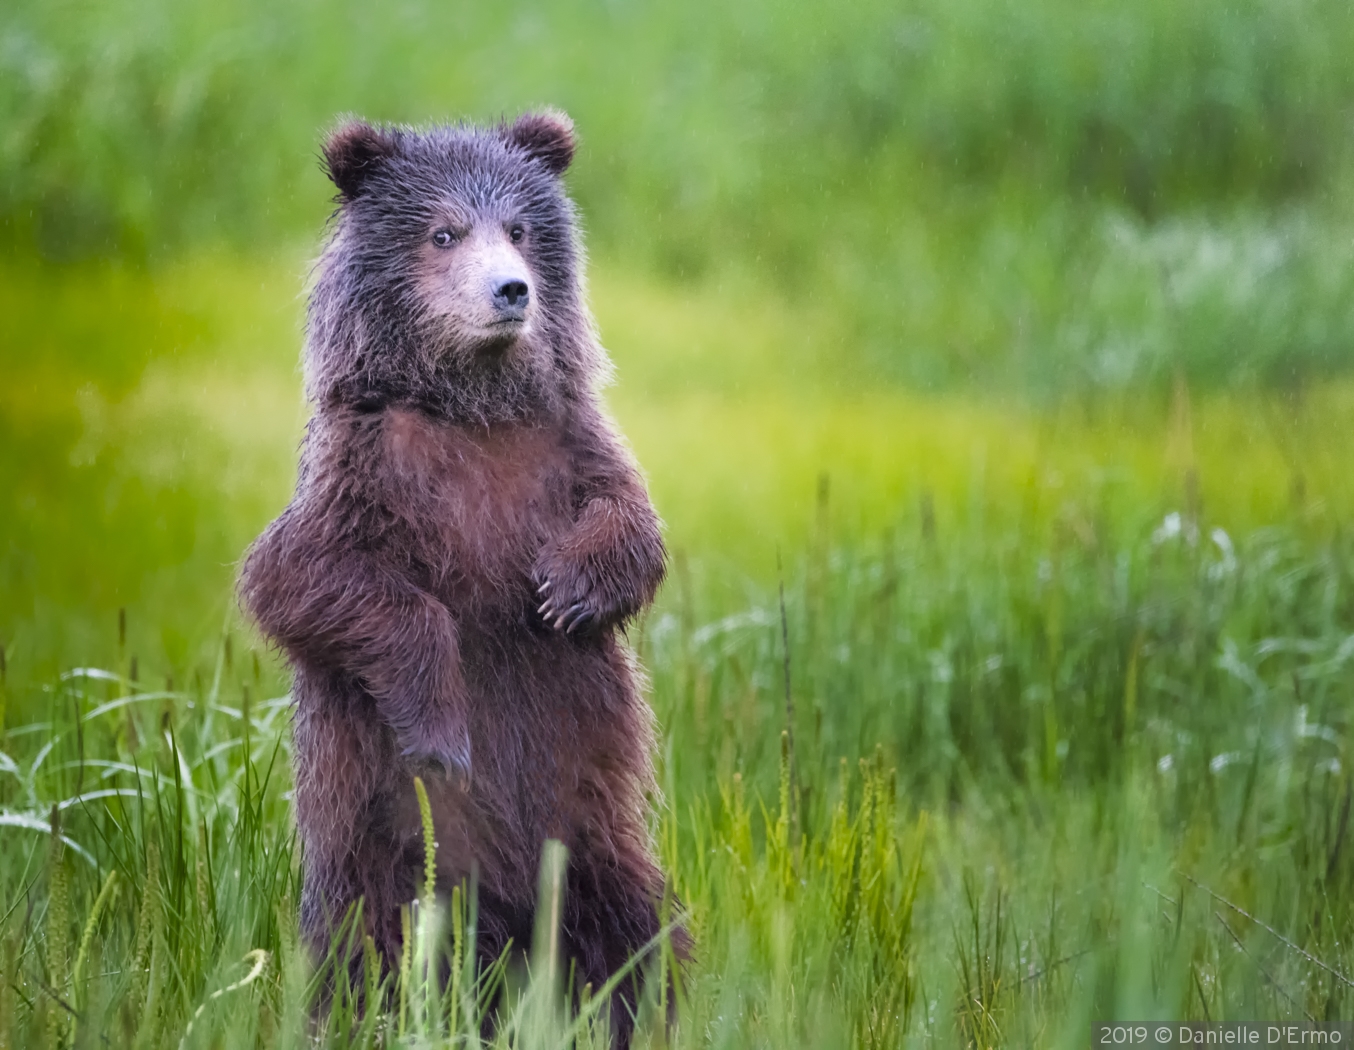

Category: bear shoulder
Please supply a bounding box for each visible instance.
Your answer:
[279,408,405,544]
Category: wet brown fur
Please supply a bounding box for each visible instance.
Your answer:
[238,112,681,1043]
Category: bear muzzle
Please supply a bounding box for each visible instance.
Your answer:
[489,274,531,323]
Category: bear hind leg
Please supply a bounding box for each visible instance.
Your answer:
[562,860,687,1049]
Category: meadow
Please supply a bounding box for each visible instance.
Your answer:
[4,0,1354,1045]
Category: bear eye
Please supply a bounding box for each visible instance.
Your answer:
[432,228,457,248]
[509,224,525,244]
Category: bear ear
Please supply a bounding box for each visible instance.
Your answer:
[322,120,398,201]
[506,110,576,176]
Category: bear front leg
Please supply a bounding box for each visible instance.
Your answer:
[356,584,472,775]
[241,530,471,774]
[533,493,666,635]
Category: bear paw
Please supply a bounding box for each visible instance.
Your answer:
[533,559,611,635]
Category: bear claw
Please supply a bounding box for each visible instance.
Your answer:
[534,568,606,635]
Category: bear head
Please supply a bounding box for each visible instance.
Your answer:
[304,111,605,424]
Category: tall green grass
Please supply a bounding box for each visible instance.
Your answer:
[2,515,1353,1046]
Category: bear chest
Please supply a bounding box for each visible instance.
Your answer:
[382,409,573,593]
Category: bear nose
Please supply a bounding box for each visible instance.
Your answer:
[491,276,530,320]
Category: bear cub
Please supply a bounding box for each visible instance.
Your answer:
[239,111,680,1042]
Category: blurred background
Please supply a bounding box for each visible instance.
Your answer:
[2,0,1354,694]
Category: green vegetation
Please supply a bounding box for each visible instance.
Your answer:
[4,0,1354,1044]
[6,0,1354,391]
[6,482,1354,1046]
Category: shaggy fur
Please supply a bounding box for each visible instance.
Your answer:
[239,111,680,1043]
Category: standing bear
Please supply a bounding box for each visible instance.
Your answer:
[239,111,679,1041]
